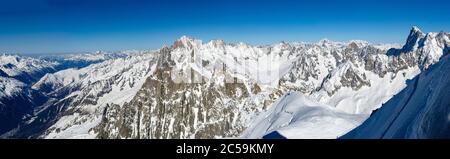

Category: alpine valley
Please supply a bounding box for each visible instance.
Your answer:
[0,26,449,139]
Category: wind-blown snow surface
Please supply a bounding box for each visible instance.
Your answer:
[241,92,367,139]
[342,55,450,139]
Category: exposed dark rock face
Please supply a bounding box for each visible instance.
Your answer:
[95,47,251,138]
[5,27,448,139]
[92,28,449,138]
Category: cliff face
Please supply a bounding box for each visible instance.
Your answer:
[95,46,254,139]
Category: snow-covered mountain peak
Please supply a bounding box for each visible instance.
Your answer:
[348,40,370,48]
[5,26,448,139]
[402,26,426,52]
[206,39,226,48]
[0,77,26,99]
[0,54,58,79]
[412,26,423,34]
[0,54,20,64]
[342,54,450,138]
[415,31,449,70]
[317,38,332,46]
[173,36,202,50]
[316,38,346,48]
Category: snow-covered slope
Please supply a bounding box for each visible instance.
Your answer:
[241,92,367,139]
[0,54,59,84]
[242,26,449,139]
[0,55,59,135]
[4,26,448,139]
[342,54,450,139]
[0,52,126,86]
[0,52,128,137]
[61,51,128,62]
[0,77,48,135]
[32,52,157,138]
[0,77,26,99]
[93,27,446,139]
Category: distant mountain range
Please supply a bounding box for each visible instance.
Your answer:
[0,26,448,139]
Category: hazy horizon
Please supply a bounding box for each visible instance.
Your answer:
[1,0,449,54]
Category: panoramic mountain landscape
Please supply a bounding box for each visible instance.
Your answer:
[1,0,449,141]
[1,26,448,139]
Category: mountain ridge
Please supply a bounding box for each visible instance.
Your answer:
[1,26,448,139]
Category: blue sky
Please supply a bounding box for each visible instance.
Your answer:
[0,0,449,54]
